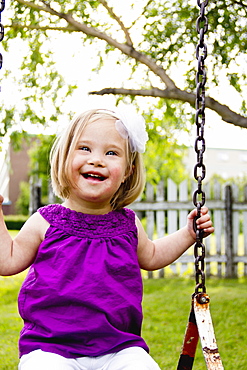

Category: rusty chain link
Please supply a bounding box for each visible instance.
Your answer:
[193,0,208,294]
[0,0,5,85]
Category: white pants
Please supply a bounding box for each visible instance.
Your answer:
[18,347,161,370]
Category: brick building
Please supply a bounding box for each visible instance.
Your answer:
[0,139,30,215]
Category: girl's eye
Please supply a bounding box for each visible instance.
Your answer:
[79,146,90,151]
[106,150,117,156]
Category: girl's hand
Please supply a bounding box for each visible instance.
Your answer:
[187,207,214,240]
[0,195,4,206]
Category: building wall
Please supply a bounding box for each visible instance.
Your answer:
[2,144,30,215]
[185,147,247,180]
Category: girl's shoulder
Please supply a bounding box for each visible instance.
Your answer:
[37,203,63,224]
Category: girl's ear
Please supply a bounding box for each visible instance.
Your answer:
[122,165,135,183]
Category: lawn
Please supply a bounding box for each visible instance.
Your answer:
[0,273,246,370]
[142,277,247,370]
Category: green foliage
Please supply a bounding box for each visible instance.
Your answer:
[0,109,15,138]
[28,134,55,179]
[143,1,198,68]
[143,0,247,94]
[209,2,247,65]
[10,131,32,152]
[3,214,29,229]
[29,134,55,197]
[28,134,55,204]
[143,99,191,183]
[15,182,30,215]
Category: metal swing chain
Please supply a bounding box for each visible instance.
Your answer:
[0,0,5,78]
[178,3,224,369]
[193,0,208,295]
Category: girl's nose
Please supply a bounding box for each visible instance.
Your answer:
[87,156,105,167]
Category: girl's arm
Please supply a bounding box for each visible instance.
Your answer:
[137,207,214,271]
[0,195,49,276]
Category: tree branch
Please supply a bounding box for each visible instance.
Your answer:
[10,22,78,32]
[61,14,176,89]
[13,0,247,128]
[15,0,176,90]
[89,87,247,128]
[16,0,56,15]
[98,0,133,46]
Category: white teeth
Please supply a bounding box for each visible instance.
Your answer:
[83,173,105,180]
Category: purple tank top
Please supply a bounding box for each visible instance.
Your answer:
[18,204,149,358]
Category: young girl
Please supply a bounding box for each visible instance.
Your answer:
[0,106,214,370]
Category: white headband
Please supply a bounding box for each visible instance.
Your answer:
[97,106,149,153]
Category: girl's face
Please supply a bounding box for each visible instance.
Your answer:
[64,117,129,214]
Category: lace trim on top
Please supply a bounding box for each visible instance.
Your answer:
[38,204,136,238]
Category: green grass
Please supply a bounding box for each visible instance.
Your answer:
[0,274,25,369]
[0,274,246,370]
[143,277,247,370]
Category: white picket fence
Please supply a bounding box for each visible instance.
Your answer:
[129,179,247,278]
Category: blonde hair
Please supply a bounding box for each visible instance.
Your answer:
[50,109,145,210]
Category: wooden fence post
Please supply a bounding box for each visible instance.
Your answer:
[225,185,234,278]
[146,183,154,279]
[48,179,56,204]
[244,185,247,276]
[232,184,239,277]
[29,176,42,215]
[156,180,165,278]
[168,179,178,274]
[179,180,189,275]
[214,181,223,277]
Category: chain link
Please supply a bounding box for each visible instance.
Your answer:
[193,0,208,294]
[0,0,5,76]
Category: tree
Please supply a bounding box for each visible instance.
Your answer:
[2,0,247,129]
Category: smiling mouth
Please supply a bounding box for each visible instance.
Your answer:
[83,173,106,181]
